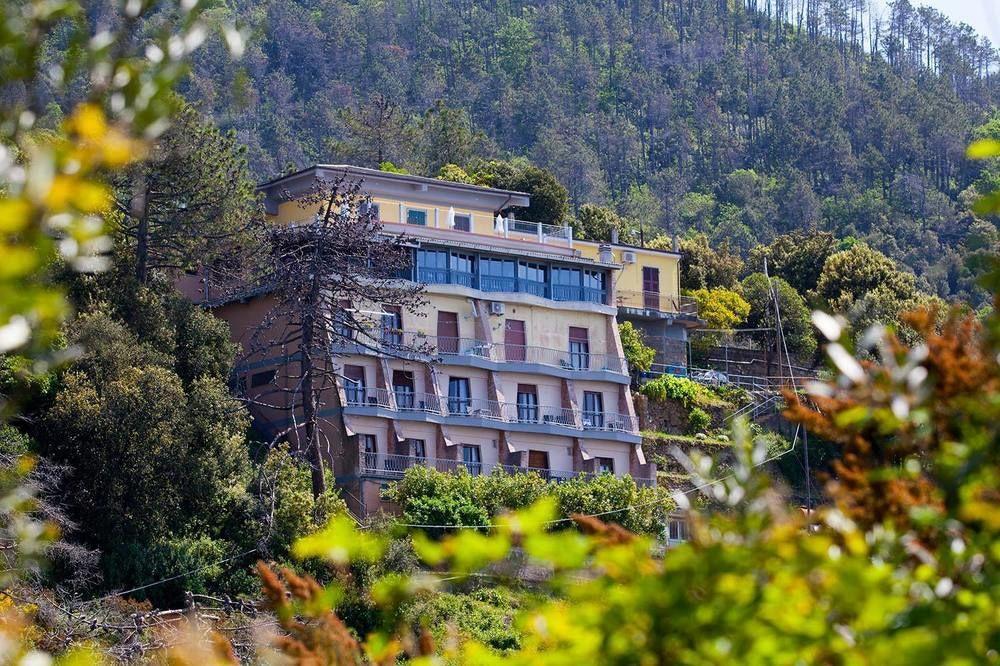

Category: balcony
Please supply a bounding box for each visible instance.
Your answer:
[615,290,699,317]
[368,331,629,375]
[341,385,639,437]
[413,268,608,305]
[358,447,656,486]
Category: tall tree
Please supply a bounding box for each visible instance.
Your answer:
[112,101,259,285]
[248,178,424,497]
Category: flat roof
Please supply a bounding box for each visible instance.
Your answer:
[574,238,682,258]
[259,164,531,199]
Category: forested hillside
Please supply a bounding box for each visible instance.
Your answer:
[128,0,1000,305]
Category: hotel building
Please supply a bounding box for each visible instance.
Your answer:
[201,166,699,515]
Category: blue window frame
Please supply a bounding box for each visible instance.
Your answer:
[448,377,471,414]
[583,391,604,429]
[416,249,448,283]
[552,267,582,301]
[480,257,516,292]
[583,270,607,304]
[450,253,476,288]
[518,261,547,297]
[407,209,427,226]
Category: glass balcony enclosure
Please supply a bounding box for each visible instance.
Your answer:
[410,248,608,305]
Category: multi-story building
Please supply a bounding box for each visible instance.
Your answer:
[198,165,699,515]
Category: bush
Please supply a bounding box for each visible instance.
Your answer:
[639,374,703,407]
[384,466,669,536]
[619,321,655,372]
[687,407,712,434]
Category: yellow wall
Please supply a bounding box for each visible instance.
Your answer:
[576,242,681,301]
[270,196,502,235]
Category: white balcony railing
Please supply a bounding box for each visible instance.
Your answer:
[337,331,629,376]
[343,386,639,435]
[615,290,699,315]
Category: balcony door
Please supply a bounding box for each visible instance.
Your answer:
[527,450,549,472]
[516,384,539,422]
[343,365,366,404]
[569,327,590,370]
[448,377,471,414]
[437,311,459,354]
[504,319,526,361]
[582,391,604,428]
[393,370,414,409]
[381,305,403,346]
[642,267,660,309]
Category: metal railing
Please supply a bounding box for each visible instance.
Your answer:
[343,385,639,434]
[616,290,699,315]
[358,447,654,485]
[581,411,639,433]
[340,331,629,376]
[499,402,578,428]
[409,267,607,304]
[343,386,393,408]
[393,390,442,414]
[504,219,573,242]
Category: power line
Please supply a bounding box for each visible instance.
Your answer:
[81,548,259,605]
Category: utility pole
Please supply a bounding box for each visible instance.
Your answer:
[763,257,812,511]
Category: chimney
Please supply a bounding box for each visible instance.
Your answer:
[598,243,614,264]
[610,227,620,245]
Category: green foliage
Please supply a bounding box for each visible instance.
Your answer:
[471,159,569,226]
[748,231,840,295]
[255,445,349,561]
[383,466,668,536]
[639,374,703,407]
[573,204,636,243]
[686,407,711,434]
[436,163,475,184]
[678,234,745,290]
[619,321,655,372]
[407,588,525,653]
[741,272,817,359]
[687,287,751,330]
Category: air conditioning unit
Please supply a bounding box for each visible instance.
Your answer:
[621,250,638,264]
[489,301,505,316]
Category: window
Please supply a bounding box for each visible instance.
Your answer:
[583,391,605,429]
[516,384,539,423]
[236,376,247,397]
[569,327,590,370]
[361,434,378,470]
[461,444,482,476]
[334,299,353,340]
[343,365,366,404]
[381,306,403,346]
[668,517,689,544]
[551,267,582,301]
[479,257,516,292]
[406,208,427,226]
[583,270,607,304]
[448,377,471,414]
[450,252,476,287]
[361,202,380,220]
[453,213,471,231]
[408,438,427,460]
[416,249,448,283]
[518,261,547,297]
[393,370,414,409]
[595,456,615,474]
[250,369,275,388]
[642,266,660,309]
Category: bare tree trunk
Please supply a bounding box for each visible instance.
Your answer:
[300,270,327,499]
[132,178,150,284]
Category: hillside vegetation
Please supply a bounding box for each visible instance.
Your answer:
[140,0,1000,305]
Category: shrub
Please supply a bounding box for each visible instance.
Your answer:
[687,407,712,434]
[384,466,669,536]
[639,374,702,407]
[619,321,655,372]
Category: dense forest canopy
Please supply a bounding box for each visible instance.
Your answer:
[76,0,992,306]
